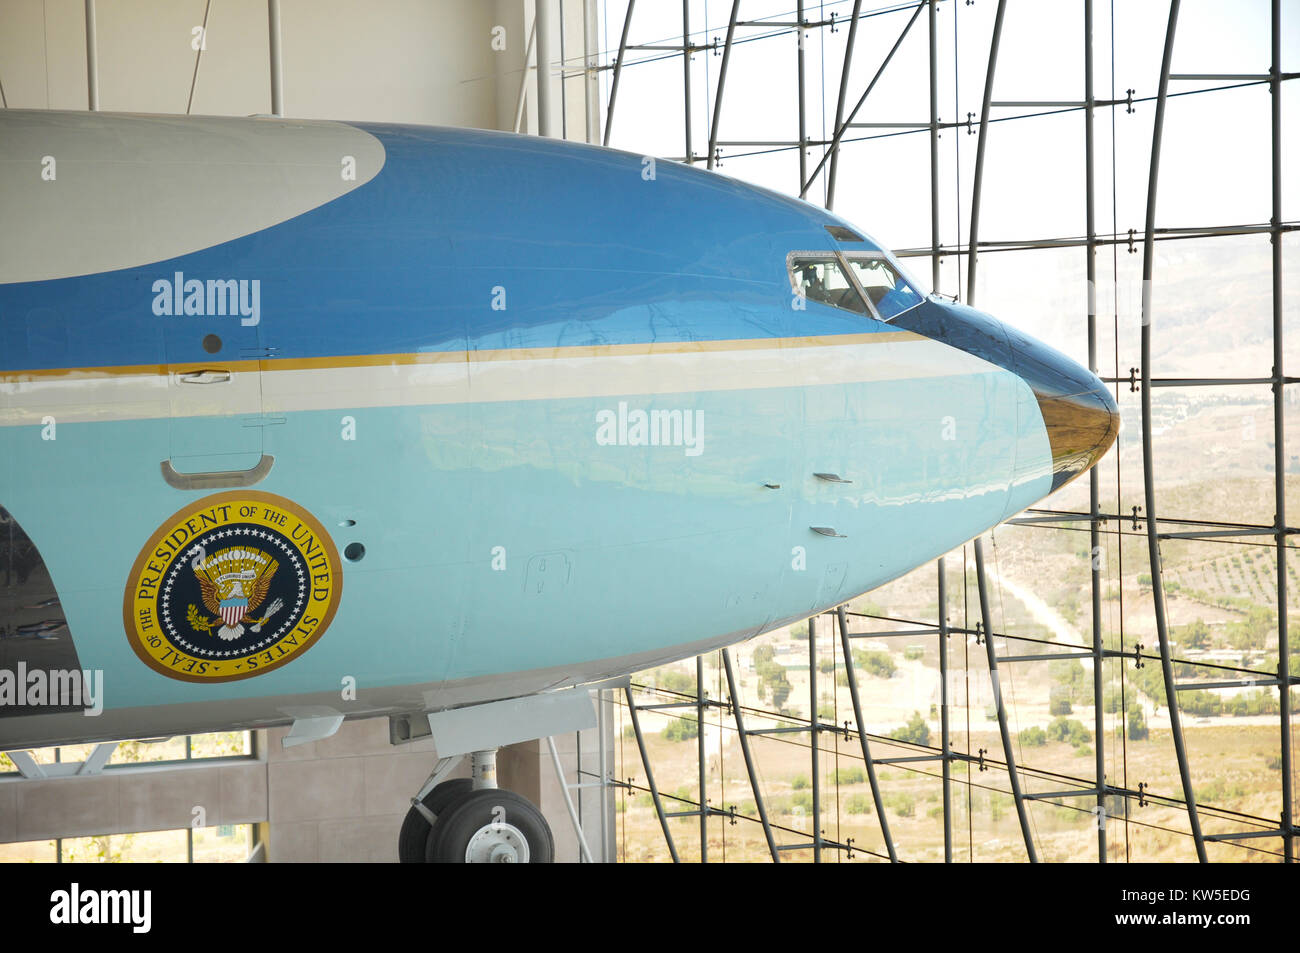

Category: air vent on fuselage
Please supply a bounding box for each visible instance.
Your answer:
[824,225,864,242]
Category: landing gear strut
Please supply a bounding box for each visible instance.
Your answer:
[398,749,554,864]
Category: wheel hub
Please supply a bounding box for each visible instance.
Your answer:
[464,822,530,863]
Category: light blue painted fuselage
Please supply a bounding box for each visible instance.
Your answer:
[0,110,1115,747]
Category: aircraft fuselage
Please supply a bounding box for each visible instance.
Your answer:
[0,110,1117,748]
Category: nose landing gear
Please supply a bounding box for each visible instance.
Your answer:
[393,687,598,863]
[426,787,552,863]
[398,749,554,864]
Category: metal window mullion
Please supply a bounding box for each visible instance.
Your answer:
[603,0,636,146]
[974,537,1039,862]
[965,0,1006,304]
[963,0,1037,863]
[622,684,680,862]
[809,612,821,863]
[721,648,781,862]
[682,0,692,163]
[837,605,898,861]
[1084,0,1108,865]
[797,1,807,196]
[696,654,707,861]
[834,251,884,320]
[928,0,940,291]
[937,557,952,862]
[827,0,864,209]
[1269,0,1294,866]
[1140,0,1208,863]
[706,0,741,171]
[803,2,924,200]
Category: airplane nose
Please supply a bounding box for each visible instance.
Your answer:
[1002,324,1119,492]
[891,299,1119,493]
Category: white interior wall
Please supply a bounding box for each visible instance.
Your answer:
[0,0,595,136]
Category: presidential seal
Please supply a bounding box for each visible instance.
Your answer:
[124,491,342,682]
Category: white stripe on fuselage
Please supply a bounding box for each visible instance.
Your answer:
[0,334,1009,426]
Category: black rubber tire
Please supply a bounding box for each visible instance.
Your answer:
[425,788,554,863]
[397,778,473,863]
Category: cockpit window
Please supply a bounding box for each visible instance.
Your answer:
[790,257,869,316]
[841,256,923,320]
[788,251,923,322]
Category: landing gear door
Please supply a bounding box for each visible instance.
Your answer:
[159,275,265,484]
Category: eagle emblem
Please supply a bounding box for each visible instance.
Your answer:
[126,491,342,683]
[186,546,284,641]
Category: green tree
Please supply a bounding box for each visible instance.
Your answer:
[1178,618,1211,650]
[989,792,1009,822]
[1132,663,1168,706]
[769,671,791,709]
[885,792,915,817]
[889,711,930,746]
[853,649,897,679]
[1181,690,1222,717]
[663,715,699,742]
[1047,717,1091,748]
[1019,726,1047,747]
[1102,681,1124,713]
[653,667,694,694]
[1246,605,1276,640]
[845,793,873,815]
[1127,704,1149,741]
[1049,686,1073,716]
[1049,658,1087,702]
[1226,622,1265,651]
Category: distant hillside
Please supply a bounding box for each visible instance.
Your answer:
[977,237,1298,379]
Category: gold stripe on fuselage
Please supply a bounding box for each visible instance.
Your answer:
[0,331,924,383]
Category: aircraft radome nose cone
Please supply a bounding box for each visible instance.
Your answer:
[1034,381,1119,491]
[1004,324,1119,492]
